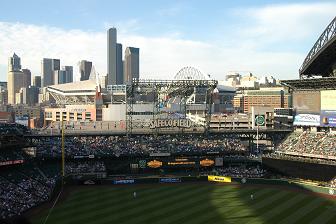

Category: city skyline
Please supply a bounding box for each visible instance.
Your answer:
[0,1,335,81]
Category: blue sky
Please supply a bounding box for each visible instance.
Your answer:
[0,0,335,81]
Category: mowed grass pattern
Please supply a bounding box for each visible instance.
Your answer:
[32,184,336,224]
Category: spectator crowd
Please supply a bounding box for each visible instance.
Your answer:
[329,177,336,188]
[201,166,266,178]
[35,134,248,158]
[4,130,336,220]
[0,165,58,220]
[276,131,336,159]
[0,123,30,136]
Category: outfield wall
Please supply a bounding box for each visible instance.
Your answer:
[262,157,336,182]
[232,177,335,196]
[72,175,335,197]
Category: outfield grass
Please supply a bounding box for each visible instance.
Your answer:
[31,184,336,224]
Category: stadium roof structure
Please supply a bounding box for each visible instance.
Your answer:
[299,16,336,77]
[47,66,101,105]
[48,80,97,105]
[281,77,336,90]
[47,80,97,96]
[216,85,235,93]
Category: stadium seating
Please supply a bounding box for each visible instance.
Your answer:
[35,135,248,158]
[201,166,266,178]
[276,131,336,158]
[0,165,59,219]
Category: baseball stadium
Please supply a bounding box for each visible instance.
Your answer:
[1,17,336,224]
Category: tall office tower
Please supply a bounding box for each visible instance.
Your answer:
[107,28,117,85]
[53,66,72,85]
[41,58,60,87]
[33,76,41,88]
[22,69,31,88]
[0,90,8,105]
[7,53,24,104]
[124,47,140,83]
[0,82,8,105]
[8,53,21,72]
[63,66,73,83]
[116,43,123,85]
[19,87,27,104]
[26,86,39,105]
[79,60,92,81]
[52,59,60,70]
[15,91,23,104]
[53,70,67,85]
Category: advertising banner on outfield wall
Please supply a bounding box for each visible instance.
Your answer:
[320,110,336,127]
[293,114,320,126]
[159,178,181,183]
[113,179,135,184]
[208,176,231,183]
[293,91,320,114]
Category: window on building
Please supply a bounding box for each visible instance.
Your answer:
[85,112,91,121]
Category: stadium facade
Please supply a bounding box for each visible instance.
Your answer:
[41,66,285,132]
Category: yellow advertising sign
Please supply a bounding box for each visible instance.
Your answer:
[147,160,162,168]
[208,175,231,183]
[200,159,215,167]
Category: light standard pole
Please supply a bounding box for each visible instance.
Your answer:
[257,121,259,152]
[61,119,65,178]
[109,86,113,104]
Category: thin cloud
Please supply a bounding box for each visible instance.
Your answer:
[156,3,185,17]
[0,2,334,81]
[234,2,336,43]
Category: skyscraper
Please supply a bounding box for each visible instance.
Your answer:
[33,76,41,88]
[54,66,73,85]
[20,86,39,105]
[8,53,21,72]
[7,53,24,104]
[124,47,140,83]
[79,60,92,81]
[116,43,123,85]
[41,58,60,87]
[63,66,73,83]
[54,70,67,85]
[22,69,31,87]
[107,28,117,85]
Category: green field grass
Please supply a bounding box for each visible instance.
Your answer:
[31,183,336,224]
